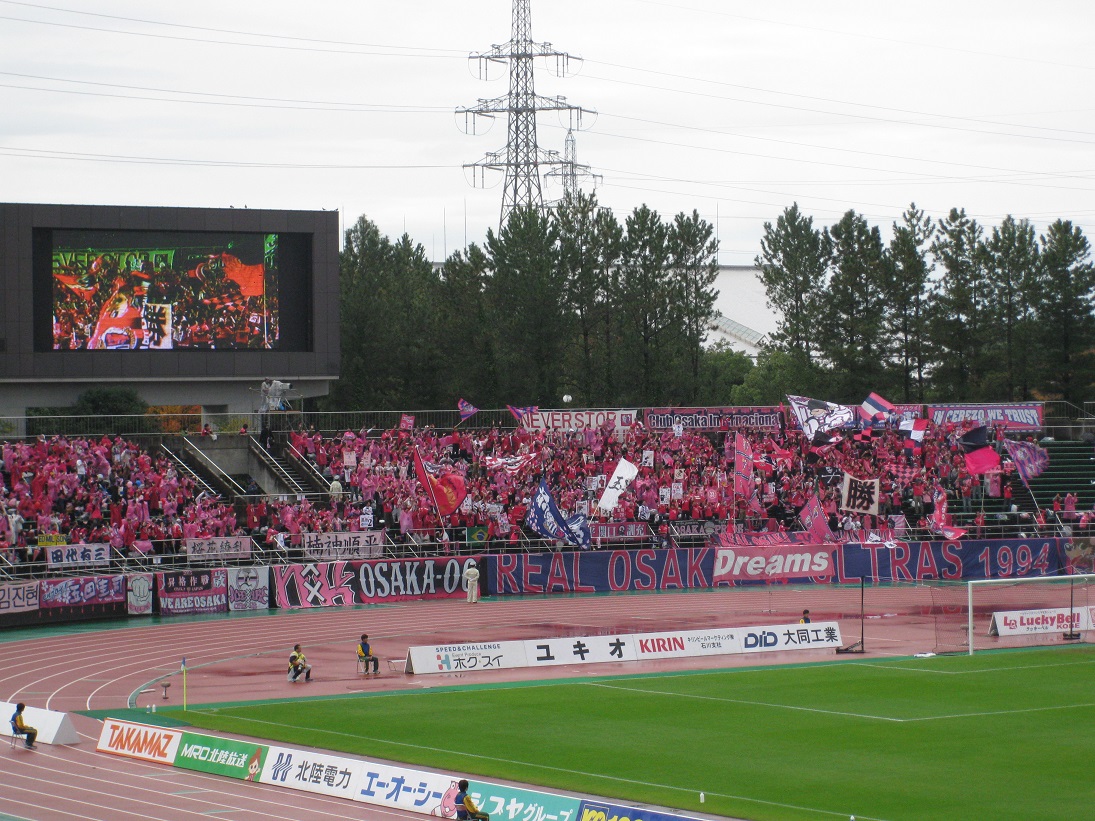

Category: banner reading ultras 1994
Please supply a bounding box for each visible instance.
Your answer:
[272,557,479,608]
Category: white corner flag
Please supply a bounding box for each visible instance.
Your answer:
[597,458,639,514]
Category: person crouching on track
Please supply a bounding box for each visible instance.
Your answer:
[288,643,312,683]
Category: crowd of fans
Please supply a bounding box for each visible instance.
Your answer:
[1,416,1088,571]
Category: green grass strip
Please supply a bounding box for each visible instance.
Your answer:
[174,645,1095,821]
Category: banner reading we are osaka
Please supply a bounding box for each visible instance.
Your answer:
[272,556,478,608]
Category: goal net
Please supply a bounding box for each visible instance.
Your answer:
[966,574,1095,655]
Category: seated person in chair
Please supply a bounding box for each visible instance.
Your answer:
[11,703,37,748]
[357,633,379,674]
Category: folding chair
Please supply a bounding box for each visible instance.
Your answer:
[10,721,20,748]
[356,654,367,674]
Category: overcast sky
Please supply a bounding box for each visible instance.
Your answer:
[2,0,1093,268]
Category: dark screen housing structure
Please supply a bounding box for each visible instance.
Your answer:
[0,203,339,421]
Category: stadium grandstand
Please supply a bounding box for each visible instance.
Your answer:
[3,401,1095,594]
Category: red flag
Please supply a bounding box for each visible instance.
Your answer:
[413,449,466,517]
[220,253,265,297]
[964,447,1001,475]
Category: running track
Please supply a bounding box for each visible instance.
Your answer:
[0,588,886,821]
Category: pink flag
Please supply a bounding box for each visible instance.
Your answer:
[964,446,1001,475]
[797,493,833,543]
[733,433,753,498]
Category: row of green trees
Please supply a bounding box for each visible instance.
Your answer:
[328,192,738,410]
[756,204,1095,404]
[326,195,1095,412]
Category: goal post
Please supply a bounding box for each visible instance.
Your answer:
[966,574,1095,655]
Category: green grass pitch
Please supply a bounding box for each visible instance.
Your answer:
[179,645,1095,821]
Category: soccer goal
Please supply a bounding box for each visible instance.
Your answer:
[966,574,1095,655]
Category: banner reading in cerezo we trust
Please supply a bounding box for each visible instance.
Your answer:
[927,402,1043,431]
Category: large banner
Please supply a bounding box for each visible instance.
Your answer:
[184,537,252,562]
[490,540,1067,593]
[39,575,125,608]
[95,719,580,819]
[272,557,477,608]
[126,573,154,616]
[591,522,649,543]
[301,530,384,561]
[713,545,834,583]
[227,566,270,612]
[520,408,637,433]
[645,406,781,432]
[97,718,182,765]
[0,581,39,615]
[409,621,842,676]
[45,542,110,569]
[927,402,1043,431]
[577,800,704,821]
[157,569,228,615]
[717,531,819,547]
[175,731,268,780]
[989,606,1092,636]
[834,538,1065,583]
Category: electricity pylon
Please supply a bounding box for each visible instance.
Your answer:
[458,0,593,227]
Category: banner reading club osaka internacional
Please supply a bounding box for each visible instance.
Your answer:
[273,556,478,608]
[644,406,781,432]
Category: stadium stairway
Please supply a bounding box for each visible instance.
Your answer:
[1024,440,1095,512]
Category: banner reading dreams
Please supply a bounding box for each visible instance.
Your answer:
[272,557,479,608]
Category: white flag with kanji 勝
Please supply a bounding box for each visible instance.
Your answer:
[840,473,880,516]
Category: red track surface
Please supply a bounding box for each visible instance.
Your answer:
[0,588,926,821]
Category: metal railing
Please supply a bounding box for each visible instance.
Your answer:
[178,438,249,498]
[3,402,1095,442]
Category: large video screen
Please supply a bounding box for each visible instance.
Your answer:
[50,230,280,350]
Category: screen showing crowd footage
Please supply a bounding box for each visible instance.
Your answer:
[51,230,280,351]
